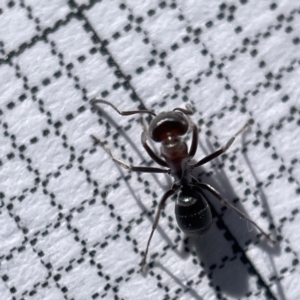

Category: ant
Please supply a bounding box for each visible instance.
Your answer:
[91,99,275,271]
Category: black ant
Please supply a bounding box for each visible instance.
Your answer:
[91,99,274,271]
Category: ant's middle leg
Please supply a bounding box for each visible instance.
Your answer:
[91,135,170,174]
[192,123,249,169]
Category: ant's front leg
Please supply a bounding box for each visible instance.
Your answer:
[192,123,249,168]
[91,135,170,174]
[141,128,168,167]
[188,123,199,158]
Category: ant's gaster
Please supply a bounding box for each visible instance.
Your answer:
[91,99,275,271]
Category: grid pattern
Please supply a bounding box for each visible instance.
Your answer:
[0,1,299,299]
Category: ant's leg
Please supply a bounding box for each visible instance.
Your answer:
[173,105,193,115]
[140,184,180,272]
[198,182,275,244]
[91,98,156,117]
[188,123,198,158]
[140,124,168,167]
[91,135,170,174]
[192,123,249,168]
[173,103,194,115]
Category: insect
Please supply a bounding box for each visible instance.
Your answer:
[91,99,274,271]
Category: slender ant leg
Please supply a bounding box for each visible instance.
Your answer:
[192,123,249,168]
[188,123,199,158]
[139,183,180,272]
[91,135,170,174]
[173,104,193,115]
[195,181,275,244]
[141,126,168,167]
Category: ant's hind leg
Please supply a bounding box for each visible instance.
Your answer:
[198,182,275,244]
[139,184,179,272]
[91,135,170,174]
[192,122,249,168]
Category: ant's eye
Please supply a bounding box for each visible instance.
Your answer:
[149,111,189,142]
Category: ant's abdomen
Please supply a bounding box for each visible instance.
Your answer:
[175,188,212,236]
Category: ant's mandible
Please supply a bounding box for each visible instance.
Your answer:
[91,99,274,271]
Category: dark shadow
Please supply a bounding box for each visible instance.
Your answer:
[241,131,286,300]
[172,131,281,299]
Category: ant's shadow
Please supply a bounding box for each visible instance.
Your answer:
[173,137,281,299]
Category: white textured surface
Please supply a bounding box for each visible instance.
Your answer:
[0,1,299,300]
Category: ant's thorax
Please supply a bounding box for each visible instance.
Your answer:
[160,134,191,184]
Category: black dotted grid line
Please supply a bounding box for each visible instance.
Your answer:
[233,106,300,284]
[0,0,298,300]
[82,1,300,298]
[0,1,298,115]
[96,1,300,114]
[204,110,300,217]
[0,3,150,300]
[1,133,75,297]
[117,2,201,105]
[189,3,300,83]
[64,5,214,296]
[0,1,188,298]
[196,103,300,269]
[86,1,300,298]
[188,95,299,296]
[1,96,116,299]
[2,101,140,296]
[167,0,300,228]
[196,126,300,288]
[88,116,283,299]
[161,3,300,122]
[1,121,149,299]
[257,103,300,281]
[203,206,276,300]
[99,0,300,205]
[1,39,171,300]
[0,1,298,120]
[86,0,300,216]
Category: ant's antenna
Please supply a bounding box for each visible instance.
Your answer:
[91,99,156,117]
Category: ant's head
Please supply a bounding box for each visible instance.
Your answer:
[148,111,189,142]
